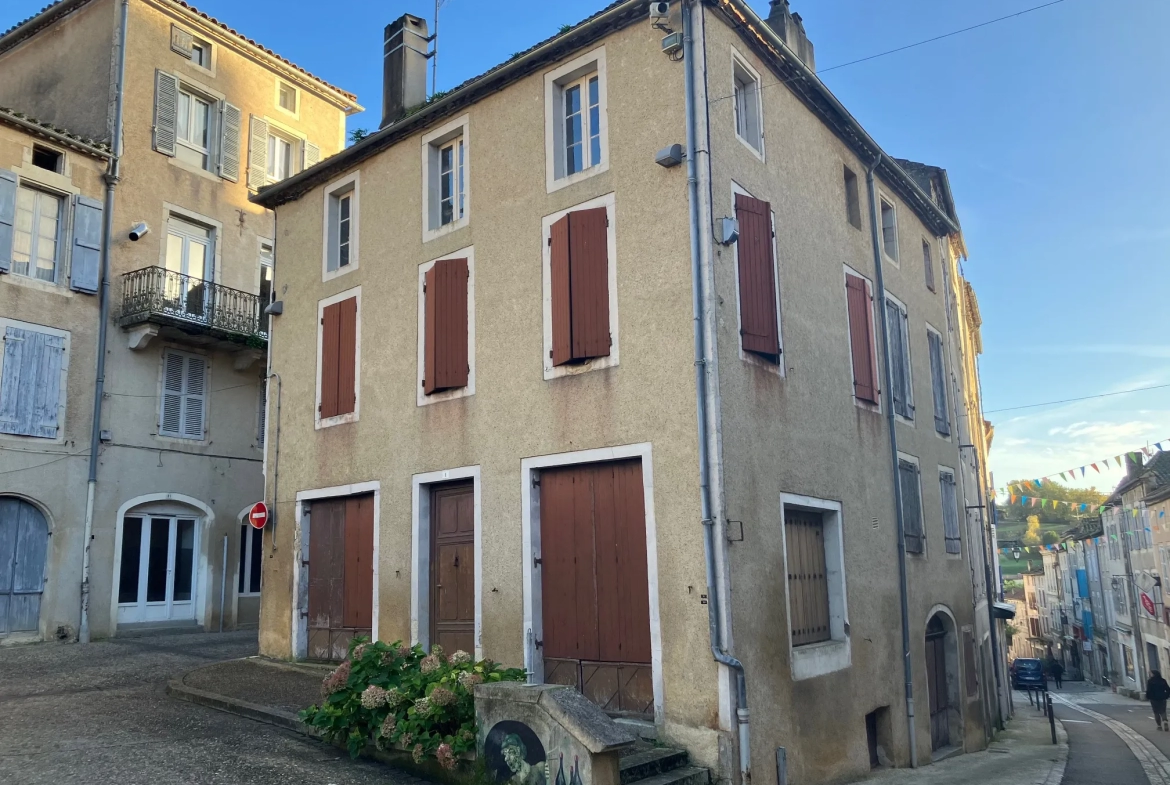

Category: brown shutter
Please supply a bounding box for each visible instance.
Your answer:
[320,302,342,418]
[336,297,357,416]
[343,494,374,629]
[845,274,879,403]
[734,193,780,359]
[550,215,572,367]
[568,207,611,361]
[424,258,470,394]
[785,509,831,647]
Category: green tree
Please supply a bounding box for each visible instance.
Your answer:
[997,478,1106,527]
[1021,515,1042,546]
[1041,530,1060,546]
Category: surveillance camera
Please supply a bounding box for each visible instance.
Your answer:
[128,222,149,242]
[649,1,670,21]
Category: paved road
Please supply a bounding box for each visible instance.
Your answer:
[1050,683,1170,785]
[0,631,422,785]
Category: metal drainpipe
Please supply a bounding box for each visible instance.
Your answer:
[79,0,130,644]
[865,157,917,767]
[967,445,1007,730]
[683,3,750,782]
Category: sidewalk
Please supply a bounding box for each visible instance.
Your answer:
[168,656,329,732]
[859,695,1067,785]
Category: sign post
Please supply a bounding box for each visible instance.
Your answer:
[249,501,269,530]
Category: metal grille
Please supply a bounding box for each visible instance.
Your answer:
[120,266,267,339]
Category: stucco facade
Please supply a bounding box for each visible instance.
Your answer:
[0,0,357,640]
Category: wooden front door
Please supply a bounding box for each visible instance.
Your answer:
[431,482,474,654]
[539,460,653,718]
[0,498,48,636]
[307,494,374,660]
[925,617,950,750]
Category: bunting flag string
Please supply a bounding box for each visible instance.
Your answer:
[992,438,1169,501]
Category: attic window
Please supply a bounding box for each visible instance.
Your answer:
[32,145,62,174]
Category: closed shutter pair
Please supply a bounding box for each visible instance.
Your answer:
[320,297,357,419]
[423,258,469,394]
[160,351,206,439]
[0,169,103,294]
[899,459,925,554]
[734,193,781,360]
[549,207,610,366]
[0,327,65,438]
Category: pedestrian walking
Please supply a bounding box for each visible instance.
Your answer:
[1046,656,1064,689]
[1147,670,1170,731]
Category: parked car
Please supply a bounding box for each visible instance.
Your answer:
[1011,658,1047,690]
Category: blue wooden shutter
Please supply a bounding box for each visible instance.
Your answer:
[0,327,65,438]
[182,355,206,439]
[219,101,241,182]
[153,71,179,156]
[941,472,961,554]
[160,351,185,436]
[247,115,269,190]
[886,300,907,418]
[929,331,949,435]
[899,459,924,554]
[0,169,16,274]
[70,195,103,294]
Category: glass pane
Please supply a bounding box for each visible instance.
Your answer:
[173,520,195,602]
[192,99,209,149]
[457,141,465,218]
[339,218,350,247]
[267,135,277,176]
[146,518,170,603]
[339,194,350,221]
[248,527,263,594]
[238,524,248,594]
[165,234,184,272]
[177,92,190,142]
[339,242,349,268]
[119,518,143,604]
[187,241,206,280]
[12,188,34,276]
[279,139,292,180]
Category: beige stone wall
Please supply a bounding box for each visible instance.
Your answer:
[702,10,982,782]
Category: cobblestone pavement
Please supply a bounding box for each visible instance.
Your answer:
[0,631,423,785]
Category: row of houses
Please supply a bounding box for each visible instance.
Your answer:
[0,0,1009,782]
[1007,451,1170,697]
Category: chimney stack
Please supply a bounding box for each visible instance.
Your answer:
[381,14,430,129]
[1125,452,1144,479]
[765,1,816,72]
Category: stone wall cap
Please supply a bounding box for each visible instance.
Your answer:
[474,682,637,754]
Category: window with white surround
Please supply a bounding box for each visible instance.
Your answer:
[159,349,207,440]
[266,132,295,182]
[898,455,925,555]
[258,241,274,334]
[323,173,359,279]
[879,196,899,263]
[417,247,475,406]
[176,86,214,170]
[152,73,238,181]
[238,523,263,596]
[164,216,214,321]
[190,37,211,69]
[545,47,608,192]
[940,468,961,555]
[422,115,470,240]
[277,81,298,114]
[781,494,849,681]
[247,116,317,190]
[0,320,68,439]
[732,53,763,156]
[885,294,913,420]
[12,185,62,283]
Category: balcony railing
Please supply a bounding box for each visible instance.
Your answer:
[120,266,268,342]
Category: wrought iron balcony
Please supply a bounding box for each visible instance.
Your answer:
[119,266,268,345]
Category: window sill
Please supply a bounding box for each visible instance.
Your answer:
[791,637,850,681]
[734,133,765,162]
[547,160,609,194]
[882,253,900,268]
[322,263,358,284]
[894,412,915,427]
[1,273,68,296]
[423,216,470,244]
[418,384,474,408]
[740,348,784,377]
[167,155,222,183]
[315,411,358,430]
[544,354,617,381]
[154,432,209,446]
[852,395,881,414]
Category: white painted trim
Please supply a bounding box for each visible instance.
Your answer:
[314,286,361,429]
[544,46,609,193]
[321,171,360,282]
[779,493,851,681]
[540,192,620,380]
[109,493,215,634]
[410,466,482,659]
[520,442,664,725]
[730,49,765,161]
[421,114,471,242]
[730,181,784,375]
[292,481,382,659]
[274,78,301,120]
[160,202,223,284]
[877,191,900,267]
[417,246,476,406]
[841,264,880,413]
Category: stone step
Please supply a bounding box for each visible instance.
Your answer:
[614,717,657,741]
[619,747,690,784]
[625,765,710,785]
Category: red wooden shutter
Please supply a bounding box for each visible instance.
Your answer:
[550,215,572,367]
[320,302,342,418]
[734,193,780,359]
[336,297,357,416]
[343,494,374,629]
[845,274,878,403]
[568,207,611,361]
[423,258,469,394]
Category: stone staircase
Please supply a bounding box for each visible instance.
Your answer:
[619,741,710,785]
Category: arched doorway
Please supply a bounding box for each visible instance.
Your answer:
[0,497,49,636]
[116,503,202,625]
[925,611,961,751]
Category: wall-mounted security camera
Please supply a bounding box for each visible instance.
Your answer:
[718,217,739,245]
[649,2,671,21]
[655,143,685,168]
[128,222,149,241]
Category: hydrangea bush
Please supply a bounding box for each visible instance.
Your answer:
[301,639,525,764]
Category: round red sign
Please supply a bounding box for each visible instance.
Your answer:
[249,501,269,530]
[1141,592,1156,617]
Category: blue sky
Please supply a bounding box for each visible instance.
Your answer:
[10,0,1167,494]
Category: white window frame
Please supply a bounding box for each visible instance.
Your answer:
[275,79,299,117]
[0,317,70,444]
[321,171,360,282]
[897,451,926,556]
[417,245,476,407]
[265,128,300,183]
[11,183,65,285]
[780,493,850,681]
[157,346,209,442]
[842,265,880,413]
[421,114,471,242]
[175,85,216,172]
[878,193,900,265]
[540,191,620,380]
[189,36,213,71]
[544,46,609,193]
[160,204,222,284]
[731,51,764,159]
[238,523,263,597]
[885,291,913,424]
[314,286,361,430]
[730,181,784,375]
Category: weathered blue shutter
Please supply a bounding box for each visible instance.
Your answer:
[0,327,64,438]
[182,355,206,439]
[303,141,320,170]
[247,115,268,190]
[929,331,949,435]
[0,169,16,274]
[886,299,907,418]
[941,472,961,554]
[899,459,924,554]
[70,195,103,294]
[219,101,241,182]
[161,351,184,436]
[153,70,179,156]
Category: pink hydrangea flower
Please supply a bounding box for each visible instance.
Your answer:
[412,743,425,763]
[429,686,455,707]
[436,742,456,770]
[360,685,389,709]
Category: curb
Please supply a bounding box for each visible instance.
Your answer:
[1041,717,1069,785]
[166,679,313,736]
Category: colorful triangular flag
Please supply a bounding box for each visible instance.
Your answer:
[1092,463,1100,473]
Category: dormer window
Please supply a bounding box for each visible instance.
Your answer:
[31,145,62,174]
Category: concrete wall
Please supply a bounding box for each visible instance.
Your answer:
[0,122,107,642]
[701,10,983,782]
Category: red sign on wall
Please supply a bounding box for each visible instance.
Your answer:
[1141,591,1156,617]
[249,501,269,530]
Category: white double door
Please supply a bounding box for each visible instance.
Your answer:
[117,514,198,624]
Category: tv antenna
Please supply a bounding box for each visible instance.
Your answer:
[432,0,450,96]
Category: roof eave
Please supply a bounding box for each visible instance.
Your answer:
[0,0,92,55]
[0,109,111,159]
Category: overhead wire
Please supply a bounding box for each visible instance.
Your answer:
[984,383,1170,414]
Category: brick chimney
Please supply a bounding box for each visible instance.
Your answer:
[381,14,430,129]
[765,1,816,72]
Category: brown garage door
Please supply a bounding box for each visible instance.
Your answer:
[431,482,475,655]
[308,494,374,661]
[540,460,652,718]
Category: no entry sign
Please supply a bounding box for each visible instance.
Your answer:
[249,501,269,530]
[1141,591,1156,617]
